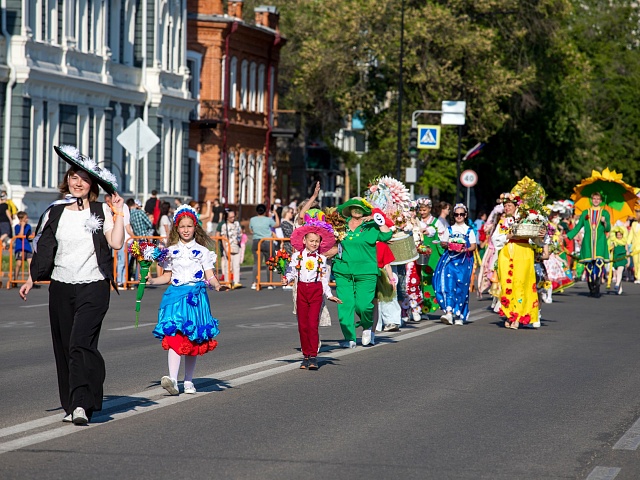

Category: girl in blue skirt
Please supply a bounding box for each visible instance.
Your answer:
[147,204,227,395]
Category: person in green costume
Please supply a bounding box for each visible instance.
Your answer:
[566,191,611,297]
[333,198,392,348]
[415,198,444,313]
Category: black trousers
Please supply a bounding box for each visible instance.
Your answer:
[49,280,110,416]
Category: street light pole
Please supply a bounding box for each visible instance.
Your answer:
[395,0,405,180]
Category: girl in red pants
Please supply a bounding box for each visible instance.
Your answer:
[283,217,341,370]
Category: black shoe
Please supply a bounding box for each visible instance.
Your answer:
[300,357,310,369]
[308,357,318,370]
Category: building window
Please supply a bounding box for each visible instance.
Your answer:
[256,154,264,203]
[249,62,257,112]
[59,104,78,183]
[247,154,255,203]
[257,64,265,113]
[240,60,248,111]
[229,57,238,109]
[227,151,236,203]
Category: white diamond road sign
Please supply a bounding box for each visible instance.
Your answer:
[117,118,160,159]
[417,125,440,149]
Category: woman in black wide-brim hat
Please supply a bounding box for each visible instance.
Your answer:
[19,145,125,425]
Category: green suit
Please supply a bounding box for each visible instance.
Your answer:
[567,208,611,261]
[333,219,393,342]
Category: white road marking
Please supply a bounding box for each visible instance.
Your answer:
[0,318,454,454]
[109,323,156,331]
[613,415,640,450]
[19,303,48,308]
[585,466,620,480]
[248,303,284,310]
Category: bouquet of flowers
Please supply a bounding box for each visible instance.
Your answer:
[265,249,291,276]
[129,240,169,326]
[324,207,347,241]
[417,244,430,254]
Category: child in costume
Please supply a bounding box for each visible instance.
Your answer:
[609,225,628,295]
[148,204,227,395]
[283,218,341,370]
[11,211,32,287]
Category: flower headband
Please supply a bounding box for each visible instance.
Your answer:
[173,204,200,226]
[499,193,520,205]
[416,197,432,207]
[453,203,468,213]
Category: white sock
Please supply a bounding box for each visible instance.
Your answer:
[168,349,181,380]
[184,356,197,382]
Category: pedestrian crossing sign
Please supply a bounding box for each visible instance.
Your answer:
[417,125,440,149]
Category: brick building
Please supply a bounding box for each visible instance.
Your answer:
[187,0,285,215]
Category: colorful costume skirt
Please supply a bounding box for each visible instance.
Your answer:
[421,234,443,312]
[497,241,539,325]
[433,250,473,320]
[153,283,219,356]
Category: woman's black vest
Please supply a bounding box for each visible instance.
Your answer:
[30,202,117,290]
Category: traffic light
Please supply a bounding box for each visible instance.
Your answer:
[409,127,418,159]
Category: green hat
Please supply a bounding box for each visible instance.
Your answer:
[337,197,373,218]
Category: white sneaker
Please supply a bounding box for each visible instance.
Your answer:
[362,329,372,346]
[282,285,293,290]
[454,318,464,326]
[531,321,541,328]
[161,376,179,395]
[251,283,257,290]
[383,323,400,332]
[267,286,275,290]
[63,413,73,423]
[183,381,196,394]
[634,280,640,285]
[440,312,453,325]
[340,340,356,349]
[72,407,88,425]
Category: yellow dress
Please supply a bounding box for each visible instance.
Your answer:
[492,217,539,326]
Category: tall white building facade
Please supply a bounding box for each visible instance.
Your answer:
[0,1,194,216]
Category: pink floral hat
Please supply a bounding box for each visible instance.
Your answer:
[290,214,336,254]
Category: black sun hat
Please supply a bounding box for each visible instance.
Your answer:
[54,145,118,195]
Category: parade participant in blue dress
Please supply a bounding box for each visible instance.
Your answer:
[148,204,227,396]
[433,204,477,325]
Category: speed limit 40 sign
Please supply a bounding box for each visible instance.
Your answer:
[460,169,478,188]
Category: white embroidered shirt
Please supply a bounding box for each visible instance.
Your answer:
[284,249,334,298]
[162,239,216,286]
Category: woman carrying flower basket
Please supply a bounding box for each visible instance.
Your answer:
[433,204,476,325]
[492,192,546,330]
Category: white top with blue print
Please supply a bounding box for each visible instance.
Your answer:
[161,239,216,286]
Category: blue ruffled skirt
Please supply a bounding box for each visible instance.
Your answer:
[153,283,220,344]
[433,251,474,320]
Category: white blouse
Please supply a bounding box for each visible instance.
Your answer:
[440,223,477,244]
[162,239,217,286]
[51,204,114,284]
[284,249,334,299]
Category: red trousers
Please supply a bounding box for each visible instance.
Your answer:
[296,281,323,357]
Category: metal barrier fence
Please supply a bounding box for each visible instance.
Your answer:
[4,235,45,289]
[2,234,234,290]
[117,235,233,290]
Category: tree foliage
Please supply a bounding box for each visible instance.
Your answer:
[239,0,640,206]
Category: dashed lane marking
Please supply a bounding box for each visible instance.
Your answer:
[585,466,620,480]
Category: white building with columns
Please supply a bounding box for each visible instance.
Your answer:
[0,1,195,216]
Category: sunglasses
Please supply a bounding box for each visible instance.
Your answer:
[453,212,466,217]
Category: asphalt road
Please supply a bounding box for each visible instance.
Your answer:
[1,276,640,479]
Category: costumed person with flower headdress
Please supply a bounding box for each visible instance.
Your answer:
[282,217,341,370]
[477,203,503,306]
[626,207,640,284]
[147,205,227,396]
[415,197,444,313]
[492,191,545,330]
[566,191,611,298]
[19,145,125,425]
[433,203,477,325]
[333,198,392,348]
[608,225,629,295]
